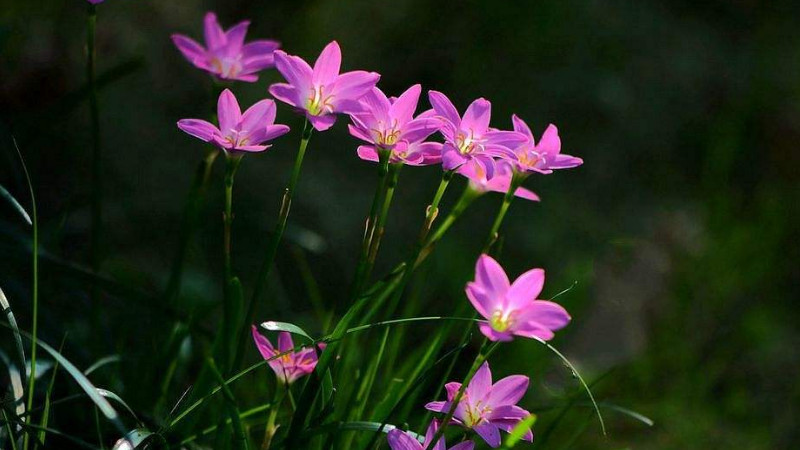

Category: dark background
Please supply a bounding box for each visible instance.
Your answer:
[1,0,799,448]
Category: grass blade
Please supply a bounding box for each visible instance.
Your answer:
[0,287,27,391]
[0,184,32,226]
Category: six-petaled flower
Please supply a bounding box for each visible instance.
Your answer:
[251,326,320,384]
[387,420,474,450]
[508,115,583,174]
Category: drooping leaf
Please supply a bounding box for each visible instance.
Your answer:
[0,184,31,225]
[0,287,26,391]
[260,321,314,343]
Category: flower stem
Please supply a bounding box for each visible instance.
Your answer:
[235,120,313,370]
[350,149,392,299]
[262,383,287,450]
[426,339,500,449]
[417,185,481,266]
[482,173,525,254]
[364,162,402,280]
[221,153,243,370]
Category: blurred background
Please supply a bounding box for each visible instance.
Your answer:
[1,0,799,448]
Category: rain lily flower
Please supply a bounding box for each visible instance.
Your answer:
[269,41,381,131]
[177,89,290,152]
[458,160,539,202]
[508,115,583,174]
[87,0,105,4]
[349,84,442,166]
[428,91,527,178]
[467,254,570,342]
[251,326,319,384]
[387,420,474,450]
[425,362,533,448]
[171,12,280,82]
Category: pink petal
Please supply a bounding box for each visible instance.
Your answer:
[487,375,529,406]
[400,118,440,143]
[269,83,301,109]
[308,114,337,131]
[465,283,493,319]
[474,254,510,297]
[506,268,545,308]
[467,361,492,401]
[450,442,476,450]
[242,40,280,71]
[233,144,269,153]
[240,99,276,134]
[478,323,514,342]
[217,89,241,133]
[273,51,313,95]
[424,401,448,413]
[473,423,501,448]
[177,119,220,142]
[514,187,540,202]
[484,130,528,149]
[473,155,496,181]
[329,71,381,105]
[171,35,208,67]
[494,419,533,441]
[548,154,583,169]
[251,325,275,360]
[445,382,461,401]
[203,12,226,49]
[389,84,421,125]
[489,405,531,420]
[511,114,534,141]
[423,420,441,450]
[518,301,571,330]
[361,87,391,123]
[313,41,342,85]
[441,144,468,170]
[277,331,294,353]
[460,98,491,134]
[386,429,423,450]
[536,124,560,155]
[223,20,250,53]
[514,325,555,341]
[428,90,461,127]
[248,124,290,145]
[356,145,380,162]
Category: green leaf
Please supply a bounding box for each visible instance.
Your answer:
[0,287,26,393]
[0,351,24,417]
[112,428,154,450]
[97,389,143,426]
[260,321,314,343]
[0,184,31,225]
[503,414,536,448]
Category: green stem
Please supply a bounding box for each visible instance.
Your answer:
[482,173,525,254]
[350,148,392,298]
[163,148,219,304]
[222,154,243,370]
[364,163,402,281]
[235,120,313,370]
[417,185,481,265]
[262,384,286,450]
[17,142,38,450]
[426,339,499,449]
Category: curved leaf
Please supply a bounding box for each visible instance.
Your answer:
[0,184,32,226]
[260,321,314,343]
[112,428,154,450]
[0,287,26,391]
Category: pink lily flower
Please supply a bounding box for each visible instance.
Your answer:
[269,41,381,132]
[458,160,539,202]
[177,89,290,153]
[428,91,527,178]
[251,326,319,384]
[171,12,280,82]
[425,362,533,448]
[87,0,105,4]
[508,115,583,174]
[349,84,442,166]
[466,254,570,342]
[387,420,474,450]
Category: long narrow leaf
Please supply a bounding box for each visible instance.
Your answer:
[0,287,26,395]
[0,184,32,225]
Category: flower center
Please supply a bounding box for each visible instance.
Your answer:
[456,130,483,155]
[518,150,543,169]
[461,397,491,427]
[490,309,516,332]
[371,120,401,147]
[223,129,250,148]
[306,85,335,116]
[210,56,243,79]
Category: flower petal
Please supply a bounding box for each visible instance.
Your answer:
[203,12,226,49]
[466,283,493,319]
[474,254,510,297]
[548,154,583,169]
[460,98,491,135]
[511,114,534,141]
[467,361,492,400]
[242,40,280,71]
[217,89,241,133]
[479,323,514,342]
[441,144,468,170]
[223,20,250,53]
[251,325,275,360]
[518,301,571,330]
[277,331,294,353]
[473,423,501,448]
[506,268,545,308]
[450,442,476,450]
[445,382,462,401]
[400,118,440,143]
[536,124,560,155]
[514,187,540,202]
[361,87,391,123]
[308,114,337,131]
[488,375,529,406]
[389,84,421,125]
[489,404,531,420]
[269,83,301,109]
[273,51,313,95]
[424,401,448,413]
[428,90,461,127]
[356,145,380,162]
[240,99,276,134]
[171,34,208,67]
[329,71,381,105]
[177,119,220,142]
[313,41,342,85]
[387,429,422,450]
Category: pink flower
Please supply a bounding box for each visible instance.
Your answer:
[269,41,381,132]
[387,420,474,450]
[251,326,319,384]
[428,91,527,178]
[457,160,539,202]
[171,12,280,82]
[87,0,105,4]
[177,89,289,153]
[508,115,583,174]
[425,362,533,448]
[349,84,442,166]
[467,255,570,342]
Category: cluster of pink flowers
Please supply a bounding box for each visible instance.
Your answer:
[173,11,580,449]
